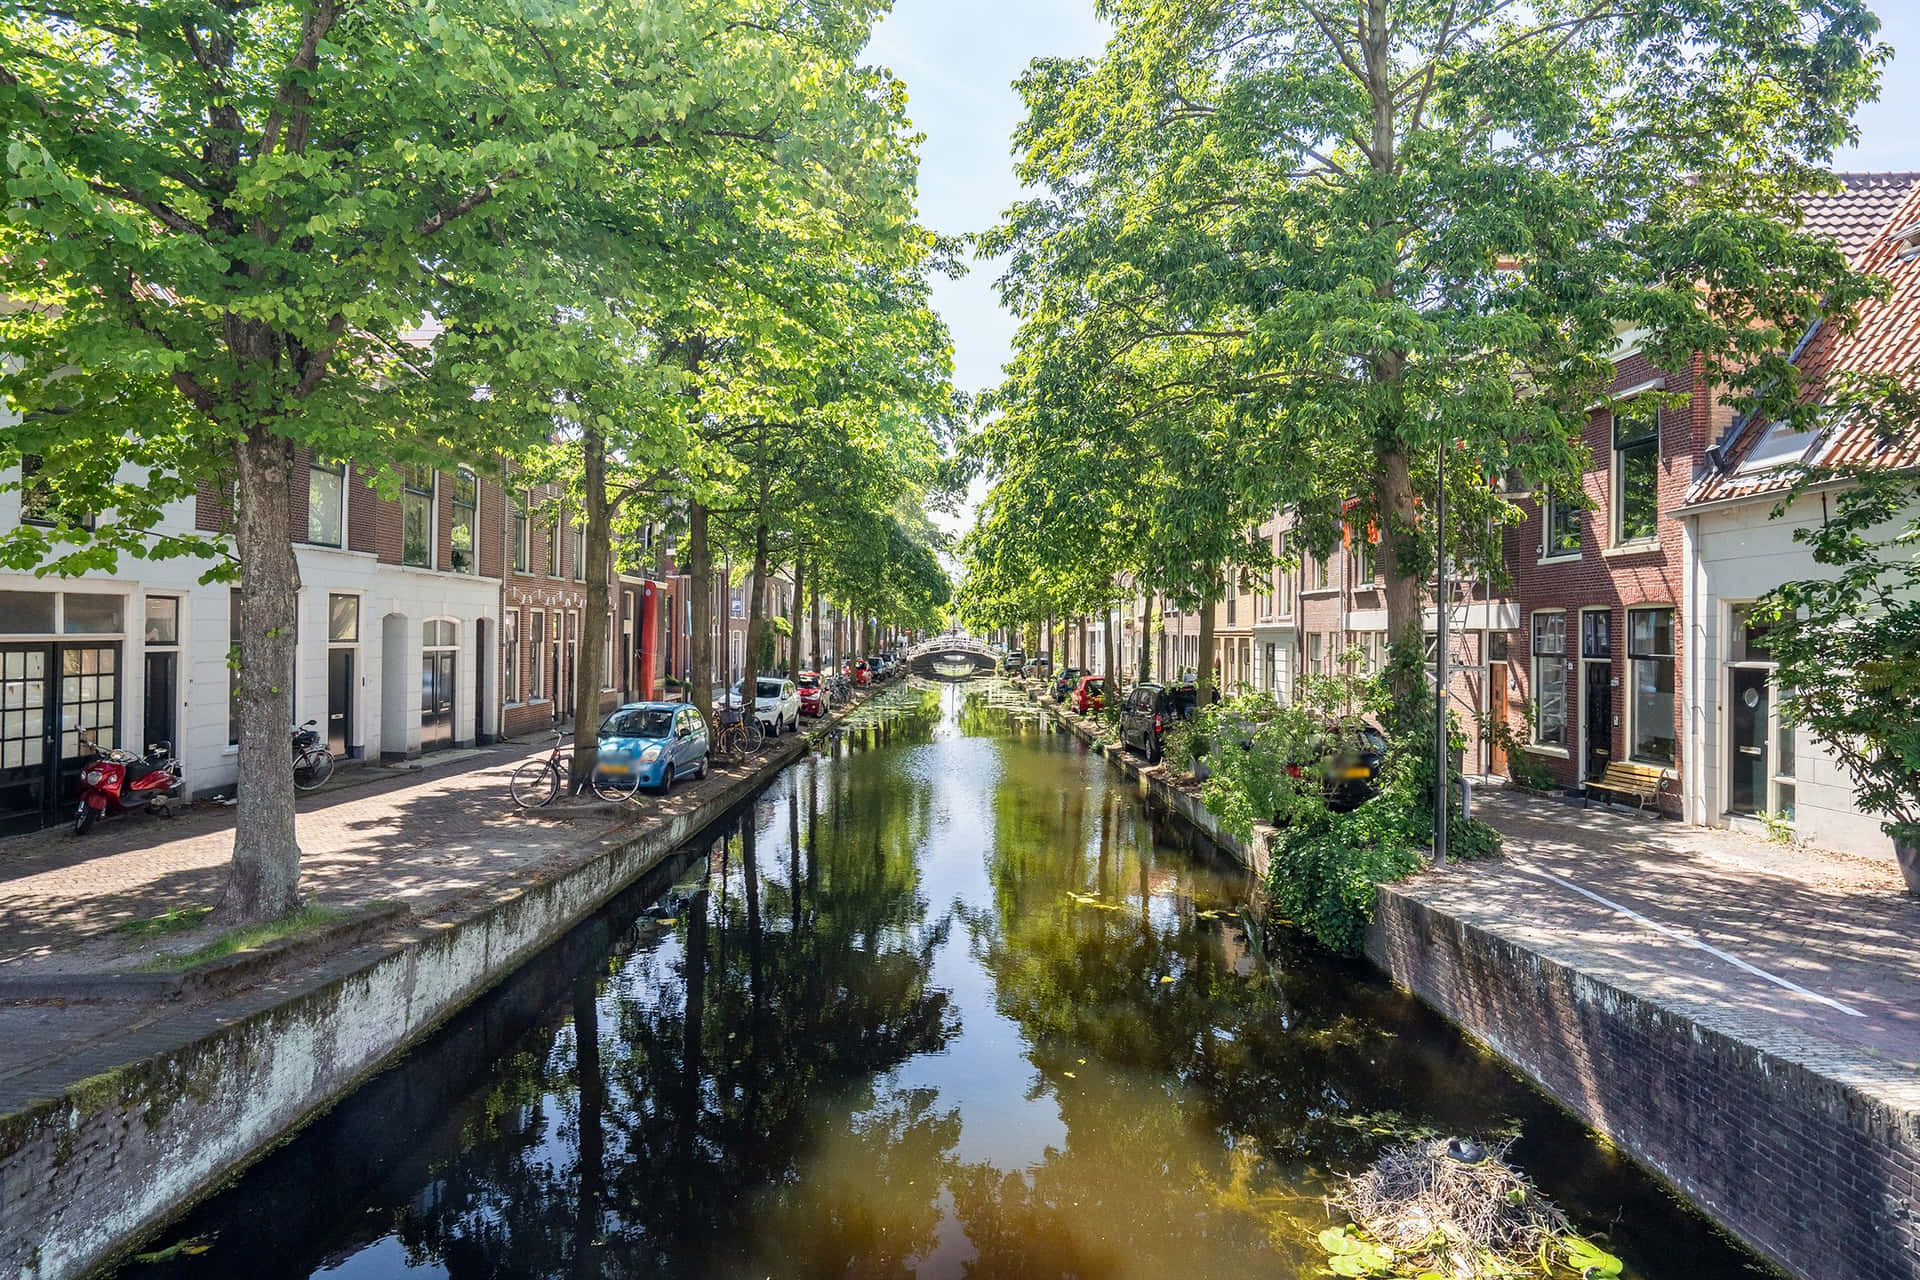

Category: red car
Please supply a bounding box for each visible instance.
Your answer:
[796,670,824,716]
[851,659,872,686]
[1073,675,1107,714]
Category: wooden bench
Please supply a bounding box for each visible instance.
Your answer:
[1585,760,1671,812]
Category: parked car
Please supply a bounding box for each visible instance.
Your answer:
[872,655,892,679]
[1003,648,1025,674]
[1118,681,1199,763]
[795,670,825,717]
[1051,667,1082,702]
[1072,675,1107,714]
[1296,720,1388,813]
[850,658,872,686]
[596,702,709,792]
[735,675,800,735]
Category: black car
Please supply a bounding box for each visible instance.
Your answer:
[1118,681,1200,763]
[1289,721,1388,813]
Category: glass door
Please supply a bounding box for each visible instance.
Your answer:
[327,649,355,757]
[0,645,53,834]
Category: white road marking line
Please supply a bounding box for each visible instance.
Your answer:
[1510,859,1867,1018]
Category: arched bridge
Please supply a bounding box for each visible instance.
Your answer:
[905,639,1001,681]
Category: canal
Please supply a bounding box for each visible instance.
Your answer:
[123,681,1760,1278]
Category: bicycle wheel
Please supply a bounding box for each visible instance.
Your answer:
[740,719,766,755]
[293,746,334,791]
[511,758,561,808]
[592,758,643,803]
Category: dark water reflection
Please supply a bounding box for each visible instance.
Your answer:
[124,683,1763,1279]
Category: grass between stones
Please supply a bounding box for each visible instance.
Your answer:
[113,905,214,937]
[133,904,347,972]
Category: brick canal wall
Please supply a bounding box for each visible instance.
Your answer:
[0,718,839,1280]
[1020,680,1920,1280]
[1366,890,1920,1280]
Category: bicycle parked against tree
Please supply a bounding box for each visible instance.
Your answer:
[292,720,334,792]
[511,730,642,808]
[708,702,764,765]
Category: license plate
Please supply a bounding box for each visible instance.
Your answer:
[1343,766,1372,779]
[600,762,631,775]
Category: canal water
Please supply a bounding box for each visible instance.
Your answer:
[124,682,1762,1279]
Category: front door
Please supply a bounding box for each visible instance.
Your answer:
[421,650,455,750]
[144,650,177,752]
[0,645,54,835]
[1729,667,1769,815]
[327,649,355,757]
[1487,661,1509,775]
[1583,663,1612,780]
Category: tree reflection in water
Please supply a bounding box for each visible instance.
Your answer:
[124,685,1761,1280]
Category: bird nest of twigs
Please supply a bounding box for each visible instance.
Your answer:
[1330,1138,1588,1278]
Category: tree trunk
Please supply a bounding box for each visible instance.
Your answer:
[788,553,805,674]
[808,580,822,674]
[571,424,610,791]
[1373,443,1424,713]
[1197,592,1217,705]
[743,517,769,695]
[1104,605,1119,701]
[688,501,713,724]
[1138,591,1153,682]
[218,432,304,924]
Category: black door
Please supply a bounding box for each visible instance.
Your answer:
[421,651,455,750]
[471,619,488,745]
[144,650,177,752]
[1583,663,1612,779]
[0,644,54,835]
[1729,667,1769,815]
[327,649,354,757]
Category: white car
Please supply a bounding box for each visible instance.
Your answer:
[735,675,800,735]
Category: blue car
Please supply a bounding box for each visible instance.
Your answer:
[596,702,709,792]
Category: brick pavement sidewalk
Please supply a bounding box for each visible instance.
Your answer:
[0,737,726,978]
[1429,787,1920,1075]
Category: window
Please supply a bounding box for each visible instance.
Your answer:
[572,520,586,581]
[1613,408,1660,545]
[1307,632,1323,676]
[1543,491,1581,558]
[1353,538,1375,586]
[1531,611,1568,747]
[402,466,434,568]
[144,597,179,645]
[19,454,94,529]
[604,611,615,690]
[328,593,359,643]
[529,611,547,699]
[1580,610,1610,660]
[1313,554,1330,591]
[229,589,243,746]
[307,461,345,546]
[0,590,55,632]
[547,516,561,578]
[1226,578,1236,626]
[1627,607,1675,764]
[504,611,521,703]
[63,594,123,634]
[450,470,477,574]
[423,618,456,648]
[512,492,530,574]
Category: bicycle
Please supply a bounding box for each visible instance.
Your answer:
[292,720,334,792]
[708,703,765,765]
[511,731,640,808]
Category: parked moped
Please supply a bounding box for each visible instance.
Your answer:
[74,733,182,835]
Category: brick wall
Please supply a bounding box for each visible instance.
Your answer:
[1497,353,1730,806]
[1368,890,1920,1280]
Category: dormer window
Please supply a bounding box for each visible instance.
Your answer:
[1891,222,1920,262]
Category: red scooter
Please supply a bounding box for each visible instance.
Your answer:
[74,734,182,835]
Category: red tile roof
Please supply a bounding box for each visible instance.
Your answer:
[1686,173,1920,506]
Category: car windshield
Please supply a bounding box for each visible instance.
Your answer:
[756,679,784,698]
[601,708,675,739]
[796,675,820,689]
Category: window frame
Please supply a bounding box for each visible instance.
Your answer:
[1530,609,1569,749]
[1611,406,1661,547]
[547,514,561,578]
[401,465,435,569]
[503,610,521,704]
[1542,490,1582,560]
[1626,606,1676,765]
[511,490,530,574]
[307,460,346,548]
[449,468,478,575]
[528,609,547,701]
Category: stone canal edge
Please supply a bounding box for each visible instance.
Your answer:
[0,691,886,1280]
[1018,679,1920,1280]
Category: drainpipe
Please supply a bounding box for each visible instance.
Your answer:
[1682,509,1705,828]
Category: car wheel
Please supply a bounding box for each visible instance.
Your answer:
[1146,734,1162,764]
[696,753,709,780]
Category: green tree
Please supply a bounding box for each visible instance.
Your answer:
[986,0,1884,718]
